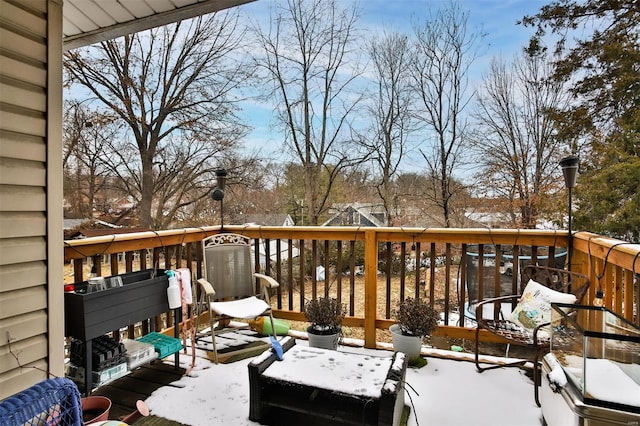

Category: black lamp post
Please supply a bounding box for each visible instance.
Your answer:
[559,155,579,271]
[211,169,227,229]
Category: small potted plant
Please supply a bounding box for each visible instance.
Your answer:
[390,297,438,362]
[304,296,346,350]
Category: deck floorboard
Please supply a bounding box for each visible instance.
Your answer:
[91,360,185,422]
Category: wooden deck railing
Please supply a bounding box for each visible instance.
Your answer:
[63,226,639,348]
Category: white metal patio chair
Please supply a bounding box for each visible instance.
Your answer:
[194,233,279,363]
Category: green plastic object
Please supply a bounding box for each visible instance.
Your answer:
[136,332,182,359]
[248,317,290,336]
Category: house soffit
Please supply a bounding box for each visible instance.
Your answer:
[63,0,256,51]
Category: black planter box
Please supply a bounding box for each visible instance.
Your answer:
[64,269,169,341]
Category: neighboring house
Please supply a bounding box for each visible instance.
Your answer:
[0,0,253,400]
[323,200,514,231]
[108,196,136,214]
[464,197,516,228]
[64,217,149,239]
[323,203,467,228]
[394,206,446,228]
[237,213,295,227]
[237,214,298,268]
[465,209,513,229]
[322,203,387,227]
[255,239,300,270]
[65,223,151,266]
[66,226,151,240]
[63,218,93,236]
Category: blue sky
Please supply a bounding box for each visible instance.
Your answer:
[236,0,547,168]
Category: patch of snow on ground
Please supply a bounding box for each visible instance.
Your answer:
[145,339,543,426]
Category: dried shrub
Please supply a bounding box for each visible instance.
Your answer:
[393,297,438,337]
[304,297,346,333]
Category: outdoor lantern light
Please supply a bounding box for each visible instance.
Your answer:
[216,168,227,192]
[560,155,579,189]
[559,155,579,271]
[211,168,227,228]
[211,169,226,201]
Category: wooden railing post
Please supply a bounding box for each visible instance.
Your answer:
[364,229,378,348]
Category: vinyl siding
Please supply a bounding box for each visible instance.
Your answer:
[0,0,63,400]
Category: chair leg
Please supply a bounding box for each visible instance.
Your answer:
[267,314,277,338]
[533,350,543,407]
[194,293,203,334]
[475,327,503,372]
[475,326,527,372]
[475,326,484,372]
[210,308,218,364]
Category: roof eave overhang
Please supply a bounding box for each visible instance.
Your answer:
[63,0,256,51]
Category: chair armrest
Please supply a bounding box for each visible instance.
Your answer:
[254,273,280,289]
[253,273,278,305]
[475,294,521,306]
[197,278,216,297]
[475,295,520,319]
[533,321,551,344]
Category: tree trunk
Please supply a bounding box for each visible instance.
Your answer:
[139,154,154,229]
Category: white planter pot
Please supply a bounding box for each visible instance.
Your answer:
[307,326,340,350]
[390,324,422,360]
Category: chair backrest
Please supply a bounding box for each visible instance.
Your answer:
[465,253,516,304]
[521,265,590,303]
[203,234,255,300]
[465,250,571,307]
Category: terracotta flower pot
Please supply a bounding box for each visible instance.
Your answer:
[81,396,111,424]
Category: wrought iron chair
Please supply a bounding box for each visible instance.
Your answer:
[474,265,590,406]
[195,233,279,363]
[464,249,567,322]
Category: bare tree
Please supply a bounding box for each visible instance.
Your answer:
[472,48,570,228]
[253,0,365,225]
[409,2,482,227]
[364,30,414,225]
[64,12,250,229]
[63,101,123,217]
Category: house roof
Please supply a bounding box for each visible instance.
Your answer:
[238,213,293,227]
[63,218,92,230]
[66,226,151,240]
[322,203,386,227]
[63,0,256,51]
[64,217,150,239]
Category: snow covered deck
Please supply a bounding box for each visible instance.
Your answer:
[142,337,544,426]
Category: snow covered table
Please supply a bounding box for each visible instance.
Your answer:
[248,337,408,425]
